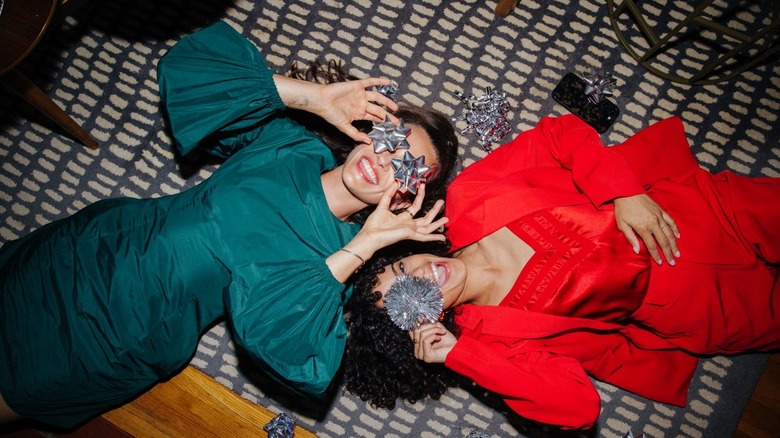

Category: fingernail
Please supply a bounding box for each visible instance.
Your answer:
[633,245,640,254]
[656,258,663,265]
[675,250,681,257]
[669,259,676,266]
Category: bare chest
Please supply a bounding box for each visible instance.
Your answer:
[472,227,535,306]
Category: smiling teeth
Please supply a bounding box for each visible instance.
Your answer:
[432,263,444,286]
[360,158,377,184]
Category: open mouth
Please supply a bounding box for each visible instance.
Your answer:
[359,157,378,184]
[431,262,449,287]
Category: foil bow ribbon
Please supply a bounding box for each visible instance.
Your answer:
[376,80,399,101]
[392,151,430,195]
[384,275,443,330]
[369,115,411,153]
[583,68,617,104]
[452,87,511,152]
[263,412,295,438]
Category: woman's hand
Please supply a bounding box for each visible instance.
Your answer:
[326,183,447,282]
[410,322,457,363]
[613,194,680,265]
[273,75,398,143]
[351,182,448,255]
[315,78,399,143]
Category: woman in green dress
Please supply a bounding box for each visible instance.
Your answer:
[0,21,458,429]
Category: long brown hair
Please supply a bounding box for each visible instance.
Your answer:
[285,59,460,223]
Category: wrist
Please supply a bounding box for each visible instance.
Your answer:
[273,75,320,111]
[340,243,374,265]
[343,234,382,263]
[338,248,365,268]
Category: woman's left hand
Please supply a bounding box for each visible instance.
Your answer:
[614,194,680,266]
[358,182,448,249]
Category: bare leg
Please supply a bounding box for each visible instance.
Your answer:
[0,392,21,424]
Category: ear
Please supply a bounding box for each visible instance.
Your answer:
[389,193,412,211]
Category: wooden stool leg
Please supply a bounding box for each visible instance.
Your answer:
[496,0,520,17]
[1,69,99,149]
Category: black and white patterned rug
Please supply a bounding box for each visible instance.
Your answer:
[1,0,778,437]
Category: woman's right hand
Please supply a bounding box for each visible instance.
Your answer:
[326,183,447,282]
[351,183,448,256]
[613,194,680,265]
[410,322,457,363]
[273,74,398,143]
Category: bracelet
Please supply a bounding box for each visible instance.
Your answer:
[339,248,365,268]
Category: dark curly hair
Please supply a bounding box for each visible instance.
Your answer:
[285,59,460,224]
[343,240,457,408]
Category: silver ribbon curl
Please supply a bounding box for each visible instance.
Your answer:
[451,87,511,152]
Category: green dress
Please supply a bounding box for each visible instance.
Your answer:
[0,21,359,429]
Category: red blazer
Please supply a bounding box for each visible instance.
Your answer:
[443,115,701,429]
[446,114,698,251]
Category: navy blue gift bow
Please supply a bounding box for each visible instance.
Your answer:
[263,412,295,438]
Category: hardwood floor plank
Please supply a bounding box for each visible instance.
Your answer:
[735,354,780,438]
[99,366,316,438]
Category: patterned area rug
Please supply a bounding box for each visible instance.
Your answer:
[1,0,778,437]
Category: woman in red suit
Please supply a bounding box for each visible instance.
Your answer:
[343,114,780,430]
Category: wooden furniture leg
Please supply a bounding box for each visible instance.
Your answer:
[496,0,520,17]
[1,68,98,149]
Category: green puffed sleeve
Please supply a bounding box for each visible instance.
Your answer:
[227,260,351,398]
[157,21,287,157]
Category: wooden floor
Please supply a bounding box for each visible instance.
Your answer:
[0,366,316,438]
[2,355,779,437]
[735,353,780,438]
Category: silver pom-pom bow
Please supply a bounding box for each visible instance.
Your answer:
[385,275,443,330]
[369,115,411,154]
[624,430,646,438]
[376,80,399,101]
[392,151,430,195]
[263,412,295,438]
[452,87,511,152]
[583,68,617,105]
